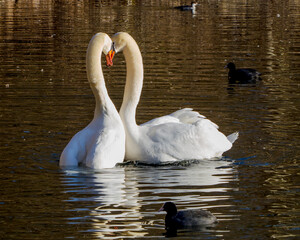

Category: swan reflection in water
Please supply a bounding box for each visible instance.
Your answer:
[61,167,145,238]
[60,158,237,238]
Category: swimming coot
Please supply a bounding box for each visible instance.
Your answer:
[159,202,217,231]
[225,62,262,84]
[174,2,198,11]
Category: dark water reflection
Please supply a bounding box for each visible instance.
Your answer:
[0,0,299,239]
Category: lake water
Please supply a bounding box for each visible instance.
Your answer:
[0,0,299,239]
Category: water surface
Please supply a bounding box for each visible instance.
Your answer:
[0,0,299,239]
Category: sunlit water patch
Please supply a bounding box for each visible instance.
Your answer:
[58,159,237,239]
[0,0,299,239]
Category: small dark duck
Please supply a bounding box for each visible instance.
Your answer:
[159,202,217,232]
[225,62,262,84]
[174,2,198,11]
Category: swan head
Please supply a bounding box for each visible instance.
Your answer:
[111,32,132,53]
[106,32,138,67]
[87,32,113,67]
[93,33,113,66]
[100,33,113,55]
[89,32,112,55]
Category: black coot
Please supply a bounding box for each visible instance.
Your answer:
[225,62,262,84]
[159,202,217,231]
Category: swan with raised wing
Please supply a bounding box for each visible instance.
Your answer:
[60,33,125,169]
[107,32,238,164]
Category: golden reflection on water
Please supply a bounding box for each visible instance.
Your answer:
[0,0,299,239]
[60,159,236,239]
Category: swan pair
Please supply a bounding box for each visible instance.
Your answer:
[60,32,238,169]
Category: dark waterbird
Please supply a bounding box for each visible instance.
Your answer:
[174,1,198,11]
[225,62,262,84]
[159,202,217,232]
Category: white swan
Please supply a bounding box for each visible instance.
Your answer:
[106,32,238,164]
[59,33,125,169]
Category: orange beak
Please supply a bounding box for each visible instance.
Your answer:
[106,49,115,67]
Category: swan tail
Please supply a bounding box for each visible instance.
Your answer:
[227,132,239,144]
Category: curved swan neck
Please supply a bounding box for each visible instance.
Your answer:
[86,34,113,117]
[118,34,144,127]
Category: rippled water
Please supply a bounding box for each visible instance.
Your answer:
[0,0,299,239]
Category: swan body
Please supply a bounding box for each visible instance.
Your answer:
[60,33,125,169]
[109,32,238,164]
